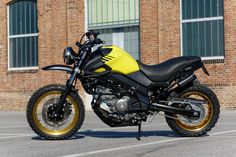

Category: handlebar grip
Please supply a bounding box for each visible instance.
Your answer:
[95,38,103,44]
[93,31,100,38]
[90,38,104,46]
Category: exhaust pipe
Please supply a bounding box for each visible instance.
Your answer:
[178,74,196,88]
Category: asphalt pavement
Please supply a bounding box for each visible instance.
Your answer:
[0,111,236,157]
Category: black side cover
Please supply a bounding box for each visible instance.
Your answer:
[111,73,150,104]
[126,71,152,87]
[82,48,112,72]
[82,55,104,71]
[127,71,169,88]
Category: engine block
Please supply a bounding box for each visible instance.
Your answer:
[96,86,130,113]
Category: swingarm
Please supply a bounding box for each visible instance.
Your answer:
[149,98,206,117]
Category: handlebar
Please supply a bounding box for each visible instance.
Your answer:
[90,38,104,46]
[72,31,104,68]
[85,31,100,39]
[76,31,104,52]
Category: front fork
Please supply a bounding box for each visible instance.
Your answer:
[55,67,79,113]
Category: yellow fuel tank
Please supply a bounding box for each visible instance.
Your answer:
[95,46,140,75]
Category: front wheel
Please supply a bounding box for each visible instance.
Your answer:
[165,84,220,137]
[27,84,85,140]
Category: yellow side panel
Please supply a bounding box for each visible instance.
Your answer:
[95,68,106,73]
[101,46,140,75]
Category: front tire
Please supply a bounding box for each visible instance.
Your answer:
[27,84,85,140]
[165,84,220,137]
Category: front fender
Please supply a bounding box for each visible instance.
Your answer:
[42,64,73,74]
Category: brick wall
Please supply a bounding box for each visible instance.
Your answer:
[200,0,236,109]
[140,0,159,64]
[139,0,236,108]
[0,0,235,110]
[0,0,85,111]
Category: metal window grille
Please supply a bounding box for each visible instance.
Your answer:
[8,0,38,70]
[181,0,224,58]
[88,0,139,29]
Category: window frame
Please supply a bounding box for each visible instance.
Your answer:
[86,0,141,60]
[87,0,140,29]
[180,0,225,60]
[7,2,39,71]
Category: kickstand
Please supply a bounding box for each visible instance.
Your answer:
[136,122,142,141]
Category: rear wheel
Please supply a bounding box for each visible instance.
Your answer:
[165,84,220,137]
[27,84,85,140]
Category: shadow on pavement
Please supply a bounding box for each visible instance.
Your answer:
[31,134,85,141]
[31,129,209,140]
[78,130,181,138]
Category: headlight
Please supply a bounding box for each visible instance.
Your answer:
[63,47,76,65]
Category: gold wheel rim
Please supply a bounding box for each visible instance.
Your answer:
[32,91,79,136]
[175,92,213,132]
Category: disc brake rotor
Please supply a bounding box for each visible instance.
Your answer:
[42,98,72,127]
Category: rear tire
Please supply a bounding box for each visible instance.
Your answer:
[165,84,220,137]
[26,84,85,140]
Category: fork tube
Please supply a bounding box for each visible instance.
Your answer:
[56,67,79,113]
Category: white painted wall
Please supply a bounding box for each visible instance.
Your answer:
[112,32,124,49]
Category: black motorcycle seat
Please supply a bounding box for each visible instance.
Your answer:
[137,56,202,82]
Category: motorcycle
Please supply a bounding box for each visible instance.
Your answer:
[27,31,220,140]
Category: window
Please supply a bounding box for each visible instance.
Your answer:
[97,26,139,59]
[181,0,224,59]
[8,0,38,70]
[87,0,140,59]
